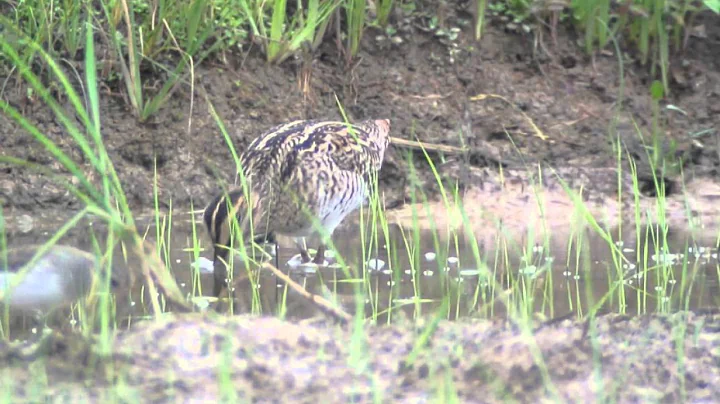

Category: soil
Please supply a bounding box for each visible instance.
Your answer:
[2,310,720,402]
[1,2,719,217]
[1,4,720,401]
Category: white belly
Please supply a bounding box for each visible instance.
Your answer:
[318,178,367,236]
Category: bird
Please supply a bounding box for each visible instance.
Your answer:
[204,118,391,297]
[0,244,103,315]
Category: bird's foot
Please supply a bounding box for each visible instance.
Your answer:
[299,250,313,264]
[312,245,326,265]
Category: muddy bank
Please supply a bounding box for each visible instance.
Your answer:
[1,311,719,402]
[389,165,720,236]
[1,2,719,216]
[2,3,720,401]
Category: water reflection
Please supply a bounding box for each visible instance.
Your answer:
[3,210,719,327]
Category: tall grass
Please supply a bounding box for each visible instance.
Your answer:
[239,0,340,64]
[375,0,395,27]
[3,9,711,327]
[345,0,366,62]
[5,0,716,121]
[0,11,188,337]
[1,2,719,401]
[99,0,218,121]
[569,0,717,93]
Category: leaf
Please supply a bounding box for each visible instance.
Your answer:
[703,0,720,13]
[268,0,288,62]
[665,104,687,116]
[650,80,664,100]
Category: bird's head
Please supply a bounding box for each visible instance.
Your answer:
[359,118,391,152]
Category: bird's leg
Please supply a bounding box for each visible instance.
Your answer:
[294,238,312,263]
[312,244,326,265]
[299,250,312,263]
[274,242,280,269]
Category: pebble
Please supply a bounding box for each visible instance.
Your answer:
[193,257,214,274]
[368,258,385,271]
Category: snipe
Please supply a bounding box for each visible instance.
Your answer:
[0,245,100,315]
[204,119,391,297]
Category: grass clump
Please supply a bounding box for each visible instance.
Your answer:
[478,0,719,94]
[0,1,719,402]
[1,0,717,341]
[0,9,188,340]
[99,0,219,121]
[3,0,717,121]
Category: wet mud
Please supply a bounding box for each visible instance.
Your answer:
[1,3,719,215]
[2,311,720,402]
[1,1,720,400]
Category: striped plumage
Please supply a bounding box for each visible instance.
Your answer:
[204,119,391,297]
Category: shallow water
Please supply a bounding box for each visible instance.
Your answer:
[3,208,719,327]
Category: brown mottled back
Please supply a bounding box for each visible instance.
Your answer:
[204,119,391,297]
[237,119,390,195]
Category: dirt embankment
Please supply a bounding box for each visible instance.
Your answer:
[2,311,720,402]
[1,2,719,223]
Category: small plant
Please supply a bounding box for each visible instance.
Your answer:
[240,0,340,64]
[0,12,190,345]
[213,0,251,49]
[375,0,394,27]
[57,0,85,59]
[344,0,367,63]
[565,0,718,94]
[100,0,218,121]
[475,0,489,40]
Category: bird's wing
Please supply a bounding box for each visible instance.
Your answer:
[281,122,386,182]
[274,151,368,232]
[238,120,322,183]
[239,120,388,191]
